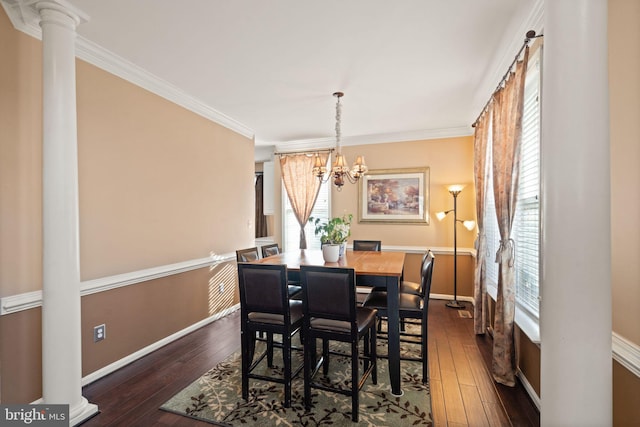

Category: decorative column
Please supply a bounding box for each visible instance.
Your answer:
[36,1,97,424]
[541,0,611,425]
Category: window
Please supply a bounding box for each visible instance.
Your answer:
[484,49,541,320]
[282,179,330,251]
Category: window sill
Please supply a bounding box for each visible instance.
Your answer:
[487,285,540,345]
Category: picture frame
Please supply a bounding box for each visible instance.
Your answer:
[358,167,430,224]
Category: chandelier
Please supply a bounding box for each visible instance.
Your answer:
[312,92,367,190]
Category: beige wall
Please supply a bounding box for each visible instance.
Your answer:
[270,136,476,296]
[335,137,476,249]
[337,137,476,298]
[0,8,251,402]
[0,9,43,296]
[609,0,640,424]
[76,61,254,279]
[609,0,640,345]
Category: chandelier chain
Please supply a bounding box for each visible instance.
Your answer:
[335,96,341,150]
[311,91,367,190]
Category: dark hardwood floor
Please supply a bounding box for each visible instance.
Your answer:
[80,300,539,426]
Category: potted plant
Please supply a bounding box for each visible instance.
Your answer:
[309,214,352,262]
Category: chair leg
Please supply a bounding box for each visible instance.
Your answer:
[267,332,274,367]
[241,331,250,401]
[283,333,292,407]
[322,339,330,375]
[371,324,377,384]
[351,340,359,422]
[422,316,428,384]
[304,336,314,410]
[363,330,370,373]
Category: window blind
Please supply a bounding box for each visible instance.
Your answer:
[514,52,541,315]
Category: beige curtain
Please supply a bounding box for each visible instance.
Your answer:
[254,174,268,238]
[473,110,491,335]
[280,153,329,249]
[490,46,529,387]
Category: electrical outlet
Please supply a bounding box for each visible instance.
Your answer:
[94,324,106,342]
[218,283,224,293]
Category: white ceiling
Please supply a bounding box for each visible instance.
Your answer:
[58,1,539,151]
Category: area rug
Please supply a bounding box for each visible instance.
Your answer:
[161,329,432,426]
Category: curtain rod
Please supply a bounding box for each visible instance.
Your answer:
[472,30,544,128]
[274,148,335,156]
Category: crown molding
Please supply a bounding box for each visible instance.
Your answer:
[0,0,254,139]
[75,37,254,139]
[271,126,473,153]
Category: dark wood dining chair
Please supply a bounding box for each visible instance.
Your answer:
[260,243,281,258]
[362,251,435,383]
[236,247,260,262]
[237,263,304,407]
[400,251,430,295]
[353,240,383,299]
[259,244,303,298]
[352,240,382,251]
[300,265,377,422]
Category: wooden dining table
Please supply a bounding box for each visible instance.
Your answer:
[255,249,407,396]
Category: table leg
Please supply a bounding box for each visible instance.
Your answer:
[386,275,402,396]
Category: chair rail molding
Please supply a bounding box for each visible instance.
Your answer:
[612,332,640,378]
[0,252,236,315]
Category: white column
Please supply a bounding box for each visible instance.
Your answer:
[37,1,97,425]
[541,1,611,426]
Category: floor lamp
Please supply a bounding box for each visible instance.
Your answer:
[436,185,475,309]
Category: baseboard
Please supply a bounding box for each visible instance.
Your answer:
[81,304,240,386]
[516,368,541,410]
[429,293,475,305]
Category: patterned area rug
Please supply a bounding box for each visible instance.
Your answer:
[161,329,432,426]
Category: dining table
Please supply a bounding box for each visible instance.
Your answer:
[255,248,406,396]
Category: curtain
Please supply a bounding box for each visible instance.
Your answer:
[490,46,529,387]
[280,152,329,249]
[254,174,268,238]
[473,109,491,335]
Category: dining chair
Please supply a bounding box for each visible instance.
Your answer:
[236,247,260,262]
[260,244,304,298]
[260,243,281,258]
[299,265,377,422]
[352,240,382,251]
[399,251,430,295]
[362,251,435,383]
[237,262,304,407]
[352,240,382,303]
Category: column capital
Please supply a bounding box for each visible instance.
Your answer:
[0,0,88,37]
[35,0,89,27]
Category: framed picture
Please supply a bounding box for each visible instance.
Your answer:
[358,167,430,224]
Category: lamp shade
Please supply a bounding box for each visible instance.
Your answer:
[435,211,447,221]
[463,220,476,231]
[447,184,465,193]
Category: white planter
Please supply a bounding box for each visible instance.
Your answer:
[322,244,340,263]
